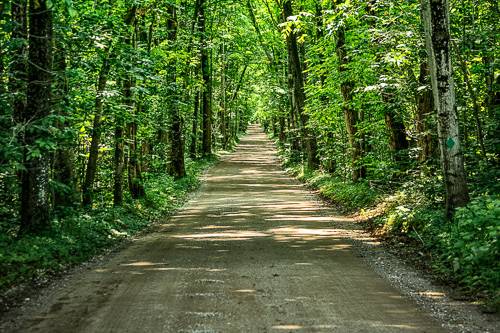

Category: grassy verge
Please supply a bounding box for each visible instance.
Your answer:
[0,156,218,297]
[279,150,499,311]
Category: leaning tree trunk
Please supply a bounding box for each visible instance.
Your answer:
[421,0,469,216]
[82,54,111,207]
[19,0,53,233]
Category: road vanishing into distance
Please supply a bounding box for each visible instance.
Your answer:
[3,125,445,332]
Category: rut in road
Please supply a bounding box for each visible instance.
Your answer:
[4,125,446,332]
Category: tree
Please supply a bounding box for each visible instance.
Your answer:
[199,0,212,156]
[421,0,469,215]
[19,0,53,233]
[282,0,319,170]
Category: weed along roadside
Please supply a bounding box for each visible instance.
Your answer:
[0,156,218,312]
[277,148,499,312]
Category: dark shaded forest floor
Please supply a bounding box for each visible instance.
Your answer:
[0,125,498,332]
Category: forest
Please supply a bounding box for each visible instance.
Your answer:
[0,0,498,311]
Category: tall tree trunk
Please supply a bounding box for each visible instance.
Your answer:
[220,43,228,149]
[127,111,145,198]
[167,5,186,178]
[453,42,486,158]
[122,6,145,199]
[9,0,27,125]
[52,43,76,208]
[113,121,125,206]
[82,54,111,207]
[282,0,319,170]
[19,0,53,233]
[421,0,469,216]
[383,94,409,162]
[190,91,200,159]
[199,0,212,156]
[415,61,435,163]
[483,56,496,118]
[335,20,365,181]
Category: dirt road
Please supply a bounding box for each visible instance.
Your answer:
[3,125,446,332]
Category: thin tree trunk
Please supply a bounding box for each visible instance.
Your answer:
[190,91,200,159]
[82,54,111,207]
[335,19,365,181]
[127,113,145,198]
[199,0,212,156]
[19,0,53,233]
[421,0,469,216]
[122,6,145,198]
[52,43,76,208]
[282,0,319,170]
[113,122,125,206]
[219,43,228,149]
[483,56,496,118]
[415,61,435,163]
[167,5,186,178]
[9,0,27,125]
[383,94,409,162]
[189,91,200,159]
[452,42,486,158]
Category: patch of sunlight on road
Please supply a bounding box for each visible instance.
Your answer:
[311,244,352,251]
[265,215,333,222]
[233,289,256,293]
[418,291,445,299]
[272,324,303,330]
[172,230,267,241]
[121,261,168,267]
[142,267,227,272]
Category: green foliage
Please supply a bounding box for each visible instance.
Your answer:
[284,162,379,212]
[435,196,500,301]
[0,157,217,292]
[313,176,378,212]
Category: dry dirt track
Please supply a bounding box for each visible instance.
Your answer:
[4,125,447,332]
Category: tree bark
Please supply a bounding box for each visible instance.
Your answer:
[421,0,469,216]
[19,0,53,233]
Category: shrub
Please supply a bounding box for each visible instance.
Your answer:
[436,195,500,301]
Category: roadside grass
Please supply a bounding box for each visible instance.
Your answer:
[276,143,500,311]
[0,156,218,296]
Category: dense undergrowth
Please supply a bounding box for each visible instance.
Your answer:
[279,146,500,311]
[0,156,218,295]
